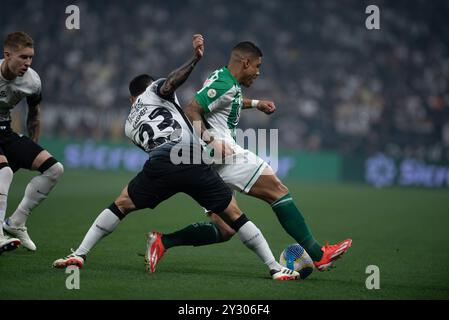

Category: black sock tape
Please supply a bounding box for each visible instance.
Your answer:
[230,214,249,232]
[0,162,10,170]
[38,157,58,173]
[108,203,126,220]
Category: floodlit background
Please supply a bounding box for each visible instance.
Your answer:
[2,0,449,186]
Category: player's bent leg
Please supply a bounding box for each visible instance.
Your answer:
[53,186,136,269]
[216,196,242,226]
[147,214,234,273]
[161,215,232,250]
[247,166,289,204]
[4,153,64,251]
[248,167,352,268]
[113,186,137,216]
[218,198,299,280]
[30,150,55,171]
[248,166,325,262]
[208,212,235,241]
[145,162,237,273]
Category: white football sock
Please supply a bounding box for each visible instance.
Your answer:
[8,163,63,227]
[75,209,120,256]
[0,166,14,237]
[237,221,282,271]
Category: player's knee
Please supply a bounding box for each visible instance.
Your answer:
[114,201,133,217]
[276,181,289,196]
[49,162,64,180]
[262,179,289,203]
[0,164,14,190]
[114,193,136,216]
[39,159,64,181]
[108,202,127,220]
[0,163,13,174]
[222,200,242,222]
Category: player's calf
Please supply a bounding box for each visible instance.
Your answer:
[209,212,235,241]
[5,160,64,252]
[8,159,64,228]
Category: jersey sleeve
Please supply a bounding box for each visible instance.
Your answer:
[26,92,42,107]
[26,73,42,107]
[195,78,233,114]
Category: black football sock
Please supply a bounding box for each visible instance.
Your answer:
[161,222,224,249]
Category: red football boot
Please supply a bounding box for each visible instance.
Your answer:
[145,231,166,273]
[314,239,352,271]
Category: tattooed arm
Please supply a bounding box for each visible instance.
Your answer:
[158,34,204,97]
[27,103,41,143]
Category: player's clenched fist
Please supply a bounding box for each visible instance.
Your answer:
[257,100,276,115]
[193,34,204,58]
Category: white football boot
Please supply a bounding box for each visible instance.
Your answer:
[270,267,300,280]
[0,234,21,254]
[53,250,86,269]
[3,218,36,251]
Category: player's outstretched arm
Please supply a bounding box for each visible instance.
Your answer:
[159,34,204,97]
[242,98,276,114]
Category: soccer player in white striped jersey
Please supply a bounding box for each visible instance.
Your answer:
[147,41,352,272]
[0,32,64,254]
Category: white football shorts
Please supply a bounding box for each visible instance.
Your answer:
[213,144,269,194]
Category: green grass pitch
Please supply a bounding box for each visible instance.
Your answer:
[1,169,448,300]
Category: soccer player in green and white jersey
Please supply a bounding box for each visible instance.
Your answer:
[146,41,352,272]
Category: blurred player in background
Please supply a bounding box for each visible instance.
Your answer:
[0,32,64,254]
[147,41,352,272]
[53,35,299,280]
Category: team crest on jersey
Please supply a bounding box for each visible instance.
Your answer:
[207,89,217,98]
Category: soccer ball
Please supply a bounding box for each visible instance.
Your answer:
[279,244,314,280]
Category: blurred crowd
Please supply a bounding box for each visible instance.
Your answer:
[2,0,448,162]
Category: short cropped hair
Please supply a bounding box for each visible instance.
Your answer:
[4,32,34,50]
[232,41,263,58]
[129,74,154,97]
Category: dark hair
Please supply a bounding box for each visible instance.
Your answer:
[4,31,34,50]
[232,41,263,57]
[129,74,154,97]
